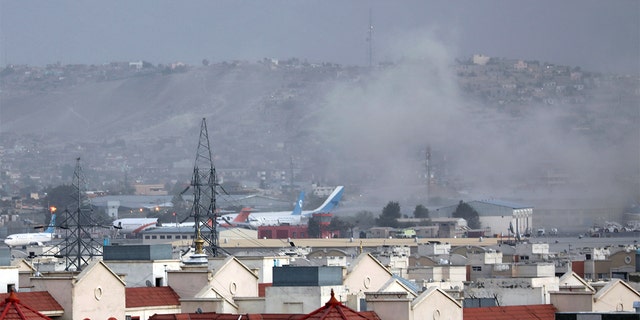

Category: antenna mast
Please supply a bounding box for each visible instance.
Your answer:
[188,118,222,257]
[367,8,374,68]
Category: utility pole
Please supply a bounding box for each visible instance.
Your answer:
[188,118,223,257]
[55,158,103,271]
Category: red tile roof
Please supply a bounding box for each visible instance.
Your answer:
[0,291,52,320]
[126,286,181,308]
[300,290,378,320]
[150,314,304,320]
[463,304,557,320]
[0,291,63,315]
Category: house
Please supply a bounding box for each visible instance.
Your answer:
[147,288,382,320]
[365,287,463,320]
[168,256,260,314]
[343,253,394,310]
[592,279,640,312]
[551,271,640,313]
[265,265,346,314]
[125,286,181,320]
[30,260,126,320]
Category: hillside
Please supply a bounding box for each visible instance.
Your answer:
[1,58,639,228]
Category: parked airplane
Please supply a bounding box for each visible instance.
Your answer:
[217,207,253,228]
[4,213,57,247]
[156,208,252,229]
[112,217,159,234]
[217,186,344,228]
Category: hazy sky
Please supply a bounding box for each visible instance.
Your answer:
[1,1,638,74]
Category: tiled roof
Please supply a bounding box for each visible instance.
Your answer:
[0,291,52,320]
[0,291,63,315]
[300,290,376,320]
[126,286,181,308]
[149,314,304,320]
[463,304,557,320]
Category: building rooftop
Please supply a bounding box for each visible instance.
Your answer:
[463,304,556,320]
[126,286,181,308]
[0,291,63,317]
[0,291,54,320]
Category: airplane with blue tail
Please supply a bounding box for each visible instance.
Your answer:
[4,213,57,247]
[217,186,344,228]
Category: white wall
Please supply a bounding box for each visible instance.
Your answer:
[0,267,19,293]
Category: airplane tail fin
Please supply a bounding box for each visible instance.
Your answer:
[44,213,56,234]
[311,186,344,214]
[291,191,305,216]
[234,208,253,223]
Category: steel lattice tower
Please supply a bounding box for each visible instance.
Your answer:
[188,118,222,257]
[56,157,102,271]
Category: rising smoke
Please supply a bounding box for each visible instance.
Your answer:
[309,30,639,226]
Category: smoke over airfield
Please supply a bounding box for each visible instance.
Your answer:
[310,32,639,217]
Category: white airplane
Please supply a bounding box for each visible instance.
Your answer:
[217,186,344,228]
[4,213,57,247]
[112,217,159,234]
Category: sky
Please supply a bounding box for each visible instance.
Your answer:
[0,0,638,74]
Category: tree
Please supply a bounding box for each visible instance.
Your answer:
[413,204,430,219]
[354,211,376,229]
[452,200,481,229]
[307,215,322,238]
[42,184,76,224]
[328,217,353,238]
[377,201,401,228]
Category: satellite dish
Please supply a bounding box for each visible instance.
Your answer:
[145,280,153,287]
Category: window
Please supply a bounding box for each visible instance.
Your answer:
[144,235,150,239]
[151,235,157,239]
[472,266,482,271]
[182,235,188,239]
[519,255,529,261]
[160,235,165,239]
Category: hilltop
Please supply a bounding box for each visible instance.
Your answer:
[1,57,638,225]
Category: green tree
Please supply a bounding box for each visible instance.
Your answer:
[42,184,76,224]
[354,210,376,229]
[307,215,322,238]
[328,217,353,238]
[452,200,481,229]
[377,201,401,228]
[413,204,430,219]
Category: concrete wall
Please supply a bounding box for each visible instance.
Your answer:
[366,296,411,320]
[104,259,180,287]
[265,285,345,314]
[550,292,593,312]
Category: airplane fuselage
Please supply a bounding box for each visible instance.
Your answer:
[4,232,53,247]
